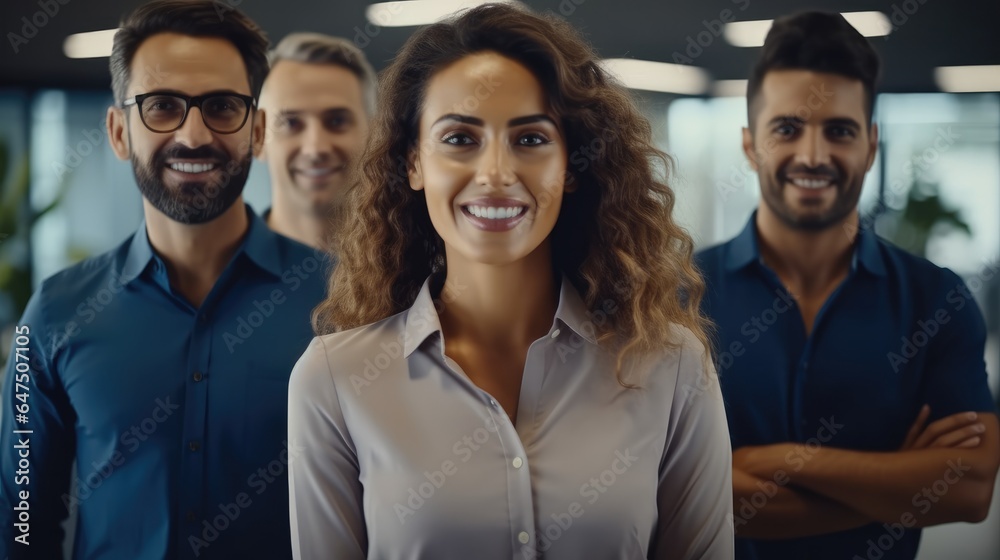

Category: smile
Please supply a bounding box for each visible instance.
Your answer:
[295,164,345,178]
[460,202,529,232]
[465,205,525,219]
[790,177,835,189]
[167,162,217,174]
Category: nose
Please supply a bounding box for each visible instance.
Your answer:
[299,120,335,161]
[173,107,214,149]
[793,126,832,169]
[474,139,516,188]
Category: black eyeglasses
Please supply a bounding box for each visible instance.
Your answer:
[122,91,256,134]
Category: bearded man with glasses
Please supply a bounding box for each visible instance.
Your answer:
[0,1,327,559]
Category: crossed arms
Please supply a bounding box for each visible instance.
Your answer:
[732,407,1000,539]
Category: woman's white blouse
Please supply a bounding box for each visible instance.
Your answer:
[288,276,734,559]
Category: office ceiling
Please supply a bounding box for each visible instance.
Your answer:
[1,0,998,94]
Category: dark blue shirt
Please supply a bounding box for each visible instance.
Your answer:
[696,213,997,560]
[0,207,329,559]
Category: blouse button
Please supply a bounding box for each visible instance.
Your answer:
[550,329,561,339]
[512,457,523,469]
[518,531,530,544]
[489,398,498,408]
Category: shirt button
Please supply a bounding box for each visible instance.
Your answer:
[192,371,203,382]
[512,457,523,469]
[186,510,197,522]
[199,314,209,323]
[518,531,530,544]
[550,329,561,339]
[188,440,201,452]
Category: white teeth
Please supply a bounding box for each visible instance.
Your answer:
[792,178,832,189]
[169,162,216,173]
[467,205,524,219]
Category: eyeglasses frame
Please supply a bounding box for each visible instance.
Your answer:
[121,91,257,134]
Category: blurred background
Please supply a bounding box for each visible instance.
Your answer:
[0,0,998,557]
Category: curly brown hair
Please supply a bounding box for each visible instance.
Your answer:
[313,2,712,383]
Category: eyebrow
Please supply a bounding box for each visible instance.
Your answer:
[144,89,247,97]
[767,115,862,129]
[823,117,862,130]
[277,107,355,117]
[431,113,558,128]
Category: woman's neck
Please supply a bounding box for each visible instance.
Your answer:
[438,243,559,350]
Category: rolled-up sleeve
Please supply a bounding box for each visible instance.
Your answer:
[288,337,367,560]
[649,334,734,559]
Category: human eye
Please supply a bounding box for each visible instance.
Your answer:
[325,114,350,131]
[773,122,799,138]
[827,125,856,140]
[204,94,243,115]
[517,132,551,147]
[441,131,476,146]
[276,115,301,133]
[145,95,182,113]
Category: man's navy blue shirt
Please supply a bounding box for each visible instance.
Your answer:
[696,213,997,560]
[0,207,328,559]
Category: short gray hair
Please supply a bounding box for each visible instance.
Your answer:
[268,33,377,116]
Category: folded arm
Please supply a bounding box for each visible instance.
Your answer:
[737,414,1000,526]
[731,467,871,539]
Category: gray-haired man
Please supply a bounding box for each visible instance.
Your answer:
[255,33,376,248]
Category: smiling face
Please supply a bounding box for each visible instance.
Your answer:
[107,32,264,224]
[408,52,569,268]
[257,60,369,217]
[745,70,878,231]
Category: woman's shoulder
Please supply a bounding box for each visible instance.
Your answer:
[291,311,410,388]
[322,311,407,351]
[644,324,710,368]
[625,323,713,391]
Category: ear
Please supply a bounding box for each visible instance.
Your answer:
[407,149,424,191]
[107,105,130,161]
[253,108,267,160]
[865,122,879,172]
[250,108,266,159]
[741,126,758,172]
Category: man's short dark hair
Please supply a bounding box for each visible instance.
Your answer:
[110,0,269,106]
[746,11,880,128]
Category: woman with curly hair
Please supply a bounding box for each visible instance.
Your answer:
[287,3,733,559]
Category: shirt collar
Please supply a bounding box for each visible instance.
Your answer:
[724,213,760,272]
[853,223,887,276]
[239,206,286,279]
[725,210,886,277]
[120,219,157,285]
[403,277,445,358]
[402,274,599,358]
[553,275,599,344]
[119,205,285,285]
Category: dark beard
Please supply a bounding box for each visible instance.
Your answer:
[760,163,859,231]
[132,143,252,225]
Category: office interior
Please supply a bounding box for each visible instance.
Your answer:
[0,0,997,557]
